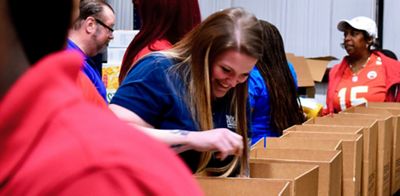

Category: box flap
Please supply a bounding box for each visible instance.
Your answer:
[305,59,328,82]
[286,54,314,87]
[196,177,290,196]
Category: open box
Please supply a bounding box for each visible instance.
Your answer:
[305,117,378,196]
[281,131,362,196]
[252,136,342,151]
[196,177,290,196]
[251,148,342,196]
[284,124,363,135]
[286,54,334,98]
[337,111,393,196]
[250,162,319,196]
[366,103,400,194]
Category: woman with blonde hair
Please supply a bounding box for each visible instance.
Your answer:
[110,7,263,176]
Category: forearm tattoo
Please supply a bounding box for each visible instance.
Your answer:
[170,129,190,136]
[169,130,190,149]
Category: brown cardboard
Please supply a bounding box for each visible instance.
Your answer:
[289,55,314,87]
[305,117,378,196]
[252,136,342,151]
[265,137,343,151]
[251,148,342,196]
[338,112,393,196]
[286,54,333,84]
[196,177,290,196]
[284,124,363,135]
[286,54,314,97]
[366,103,400,193]
[282,131,363,196]
[250,162,319,196]
[305,56,336,82]
[251,138,265,149]
[368,102,400,108]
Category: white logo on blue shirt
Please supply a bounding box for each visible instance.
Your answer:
[226,115,236,129]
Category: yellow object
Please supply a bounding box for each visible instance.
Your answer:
[299,98,323,119]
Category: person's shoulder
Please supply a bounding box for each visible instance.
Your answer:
[151,39,173,51]
[133,52,174,71]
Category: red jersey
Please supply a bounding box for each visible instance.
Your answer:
[333,53,386,111]
[323,51,400,114]
[0,51,203,195]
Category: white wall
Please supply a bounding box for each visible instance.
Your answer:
[107,0,133,30]
[111,0,400,63]
[383,0,400,58]
[198,0,377,61]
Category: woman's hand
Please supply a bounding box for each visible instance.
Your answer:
[185,128,243,160]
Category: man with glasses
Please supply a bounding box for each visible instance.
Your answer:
[68,0,115,103]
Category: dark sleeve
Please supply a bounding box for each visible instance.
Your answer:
[110,55,174,126]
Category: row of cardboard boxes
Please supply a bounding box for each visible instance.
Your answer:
[197,102,400,196]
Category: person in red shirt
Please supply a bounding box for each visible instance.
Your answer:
[325,16,400,114]
[0,0,202,195]
[118,0,201,84]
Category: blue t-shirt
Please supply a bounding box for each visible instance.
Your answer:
[111,53,245,172]
[67,39,107,102]
[248,62,297,145]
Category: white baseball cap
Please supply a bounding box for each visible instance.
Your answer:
[337,16,378,38]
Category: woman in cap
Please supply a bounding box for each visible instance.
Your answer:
[325,16,400,114]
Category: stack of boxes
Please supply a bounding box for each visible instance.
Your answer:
[197,102,400,196]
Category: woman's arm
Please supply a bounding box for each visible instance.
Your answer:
[109,104,243,160]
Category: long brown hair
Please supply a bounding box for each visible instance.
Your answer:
[164,7,262,175]
[257,20,305,134]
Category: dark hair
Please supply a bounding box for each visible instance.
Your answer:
[257,20,305,135]
[8,0,73,64]
[73,0,114,29]
[118,0,201,83]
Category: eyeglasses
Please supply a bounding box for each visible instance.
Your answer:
[94,18,114,33]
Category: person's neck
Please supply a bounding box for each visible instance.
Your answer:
[68,31,90,56]
[348,50,371,70]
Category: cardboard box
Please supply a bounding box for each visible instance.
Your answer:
[265,137,343,151]
[286,54,314,97]
[368,102,400,108]
[196,177,290,196]
[338,111,393,196]
[281,131,363,196]
[252,136,342,151]
[251,138,265,149]
[284,124,363,135]
[251,148,342,196]
[286,53,333,98]
[305,56,337,82]
[286,54,314,87]
[305,117,378,196]
[366,103,400,193]
[250,162,319,196]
